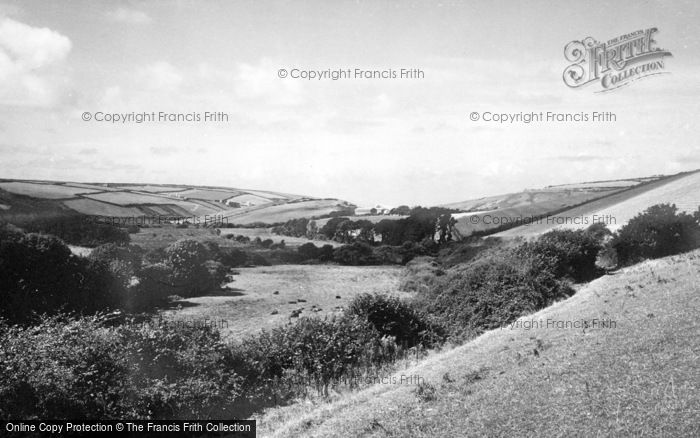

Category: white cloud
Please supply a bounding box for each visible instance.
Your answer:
[233,59,302,106]
[106,7,152,25]
[0,17,71,107]
[138,61,183,91]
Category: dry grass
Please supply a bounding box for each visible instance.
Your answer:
[218,227,341,248]
[0,182,101,198]
[159,264,406,340]
[497,170,700,237]
[256,250,700,437]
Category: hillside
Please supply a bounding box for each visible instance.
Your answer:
[495,170,700,238]
[257,250,700,437]
[0,179,353,225]
[445,175,666,238]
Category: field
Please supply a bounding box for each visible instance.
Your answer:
[219,227,341,248]
[223,199,354,225]
[443,176,672,238]
[313,215,408,228]
[496,170,700,237]
[0,181,101,198]
[0,179,352,226]
[257,250,700,437]
[159,264,406,339]
[167,188,243,201]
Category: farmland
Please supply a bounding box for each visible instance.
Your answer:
[444,175,668,238]
[496,170,700,237]
[0,179,353,225]
[160,264,405,339]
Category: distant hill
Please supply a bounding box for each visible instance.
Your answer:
[442,172,699,238]
[495,170,700,238]
[0,180,354,225]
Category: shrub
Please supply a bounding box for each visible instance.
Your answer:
[21,215,130,247]
[0,315,242,420]
[0,228,118,323]
[518,227,605,282]
[418,246,574,337]
[219,248,248,267]
[347,293,445,348]
[164,239,217,297]
[231,315,393,398]
[297,242,319,261]
[333,242,377,265]
[612,204,700,266]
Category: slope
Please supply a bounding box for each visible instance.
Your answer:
[257,251,700,437]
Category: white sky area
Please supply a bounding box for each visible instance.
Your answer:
[0,0,699,206]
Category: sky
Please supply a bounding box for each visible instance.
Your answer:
[0,0,699,206]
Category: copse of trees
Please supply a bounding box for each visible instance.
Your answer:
[0,224,232,323]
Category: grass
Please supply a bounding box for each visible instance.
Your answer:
[223,199,350,225]
[497,170,700,237]
[256,250,700,437]
[0,182,101,198]
[159,264,406,340]
[219,227,341,248]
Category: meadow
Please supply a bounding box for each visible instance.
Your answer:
[160,264,406,339]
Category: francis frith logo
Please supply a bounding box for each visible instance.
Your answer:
[563,27,672,92]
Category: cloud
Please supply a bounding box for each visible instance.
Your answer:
[138,61,183,91]
[0,17,71,107]
[106,7,152,25]
[233,59,302,106]
[551,154,609,163]
[149,146,178,156]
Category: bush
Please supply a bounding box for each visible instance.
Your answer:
[231,315,394,398]
[164,239,218,297]
[418,245,574,337]
[0,227,119,323]
[21,215,130,247]
[612,204,700,266]
[518,227,605,282]
[0,315,242,420]
[347,293,445,348]
[333,242,377,265]
[297,242,319,261]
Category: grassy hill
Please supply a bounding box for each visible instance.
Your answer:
[0,179,353,225]
[495,170,700,238]
[256,250,700,437]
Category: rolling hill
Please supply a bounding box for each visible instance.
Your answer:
[0,179,354,225]
[443,171,699,239]
[256,250,700,437]
[495,170,700,238]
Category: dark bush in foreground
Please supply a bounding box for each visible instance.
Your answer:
[0,315,242,420]
[612,204,700,266]
[347,293,445,348]
[0,226,120,323]
[518,227,606,282]
[231,315,397,401]
[419,247,574,337]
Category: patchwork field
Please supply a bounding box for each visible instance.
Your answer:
[0,181,101,198]
[0,179,352,225]
[159,264,406,339]
[223,199,354,225]
[496,170,700,237]
[257,250,700,437]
